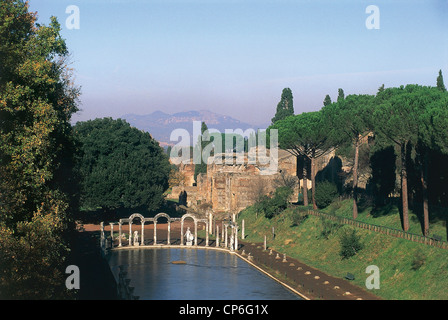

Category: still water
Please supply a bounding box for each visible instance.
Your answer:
[107,248,302,300]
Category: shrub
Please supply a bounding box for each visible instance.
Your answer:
[260,187,294,219]
[339,228,363,259]
[319,216,341,239]
[315,181,339,209]
[411,249,426,271]
[291,209,308,227]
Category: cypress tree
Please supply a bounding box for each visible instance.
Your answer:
[323,94,332,106]
[437,69,446,92]
[271,88,294,124]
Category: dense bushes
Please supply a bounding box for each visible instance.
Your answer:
[256,186,294,219]
[315,181,339,209]
[339,228,364,259]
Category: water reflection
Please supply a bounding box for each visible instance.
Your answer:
[108,248,301,300]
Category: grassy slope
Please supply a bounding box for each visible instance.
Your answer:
[237,202,448,300]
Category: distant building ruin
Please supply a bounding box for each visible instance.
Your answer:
[167,148,344,215]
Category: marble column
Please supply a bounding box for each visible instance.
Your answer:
[153,221,157,245]
[209,212,213,234]
[118,222,122,247]
[194,221,198,246]
[216,225,219,247]
[205,221,209,246]
[235,226,238,251]
[180,219,184,246]
[167,221,171,245]
[141,221,145,245]
[224,224,228,248]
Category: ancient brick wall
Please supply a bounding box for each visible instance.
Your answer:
[170,148,343,215]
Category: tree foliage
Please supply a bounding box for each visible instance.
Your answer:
[315,181,339,209]
[272,111,333,209]
[74,118,171,212]
[337,88,345,102]
[323,94,332,106]
[194,121,210,182]
[271,88,294,124]
[0,0,79,298]
[339,228,363,259]
[256,186,293,219]
[272,75,448,236]
[437,69,446,92]
[372,85,447,231]
[322,94,375,218]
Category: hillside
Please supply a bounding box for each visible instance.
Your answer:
[238,201,448,300]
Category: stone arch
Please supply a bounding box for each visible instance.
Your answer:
[180,213,197,246]
[129,213,145,222]
[153,213,172,245]
[128,213,146,246]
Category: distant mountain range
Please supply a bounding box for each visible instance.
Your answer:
[121,110,270,147]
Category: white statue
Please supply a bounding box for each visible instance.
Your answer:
[133,230,139,246]
[185,227,194,246]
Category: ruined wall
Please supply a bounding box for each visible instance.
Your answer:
[169,148,342,214]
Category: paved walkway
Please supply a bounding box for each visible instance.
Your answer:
[237,240,381,300]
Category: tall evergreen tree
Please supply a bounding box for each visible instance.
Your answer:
[194,121,210,181]
[323,94,332,106]
[437,69,446,92]
[337,88,345,102]
[271,88,294,124]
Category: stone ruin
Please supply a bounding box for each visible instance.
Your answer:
[167,147,342,216]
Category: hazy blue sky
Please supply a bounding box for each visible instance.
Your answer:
[30,0,448,126]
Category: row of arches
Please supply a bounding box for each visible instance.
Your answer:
[112,213,209,247]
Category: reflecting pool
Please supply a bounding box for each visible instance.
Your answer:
[107,248,302,300]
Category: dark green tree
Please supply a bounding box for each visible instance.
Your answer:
[337,88,345,102]
[272,111,333,209]
[323,94,375,219]
[416,87,448,235]
[271,88,294,124]
[194,121,210,182]
[74,118,170,212]
[437,69,446,92]
[372,85,446,232]
[323,94,332,106]
[0,0,79,298]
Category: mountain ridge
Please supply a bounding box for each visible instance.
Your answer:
[121,110,270,147]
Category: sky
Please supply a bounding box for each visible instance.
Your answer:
[29,0,448,126]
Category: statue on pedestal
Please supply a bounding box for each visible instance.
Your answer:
[185,227,194,246]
